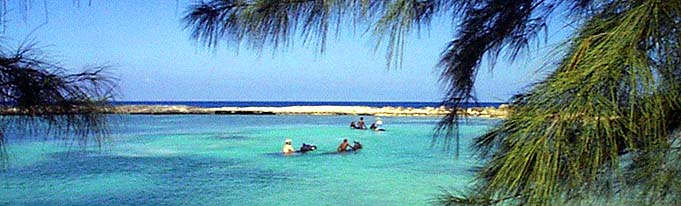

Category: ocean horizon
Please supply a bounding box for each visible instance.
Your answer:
[112,101,505,108]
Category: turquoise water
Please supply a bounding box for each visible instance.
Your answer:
[1,115,496,205]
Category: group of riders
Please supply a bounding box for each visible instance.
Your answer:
[281,116,381,155]
[350,116,384,131]
[281,138,362,155]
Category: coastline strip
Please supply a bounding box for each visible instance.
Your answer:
[111,105,510,118]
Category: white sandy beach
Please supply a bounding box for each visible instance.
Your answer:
[113,105,510,118]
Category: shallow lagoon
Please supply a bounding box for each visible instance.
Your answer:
[1,115,497,205]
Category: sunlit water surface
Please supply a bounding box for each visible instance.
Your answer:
[1,115,497,205]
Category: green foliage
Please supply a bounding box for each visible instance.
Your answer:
[184,0,681,205]
[183,0,442,64]
[0,42,116,167]
[467,1,681,204]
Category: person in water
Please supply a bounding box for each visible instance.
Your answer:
[337,139,350,152]
[350,121,358,129]
[282,139,295,154]
[351,141,363,150]
[357,117,367,129]
[375,117,383,127]
[373,117,384,131]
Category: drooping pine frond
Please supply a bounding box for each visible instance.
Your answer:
[449,0,681,204]
[183,0,445,54]
[0,42,117,166]
[433,0,548,154]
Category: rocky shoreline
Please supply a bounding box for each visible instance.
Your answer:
[112,104,510,118]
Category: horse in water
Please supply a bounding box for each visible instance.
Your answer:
[299,143,318,153]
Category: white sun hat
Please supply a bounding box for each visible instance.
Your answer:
[285,139,292,143]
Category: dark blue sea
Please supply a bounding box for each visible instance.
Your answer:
[112,101,503,108]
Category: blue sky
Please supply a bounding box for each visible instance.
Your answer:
[3,1,572,102]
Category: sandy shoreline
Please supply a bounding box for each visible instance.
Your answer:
[111,104,510,118]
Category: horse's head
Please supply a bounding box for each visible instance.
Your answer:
[300,143,317,153]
